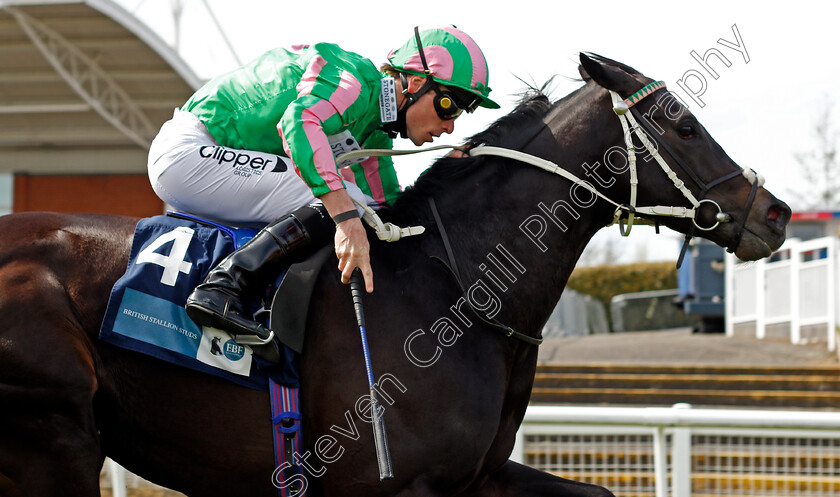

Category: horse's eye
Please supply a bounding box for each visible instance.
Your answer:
[677,124,695,138]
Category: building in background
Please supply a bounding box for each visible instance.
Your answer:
[786,211,840,241]
[1,0,200,217]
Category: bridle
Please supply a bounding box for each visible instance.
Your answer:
[339,79,767,346]
[609,81,764,264]
[470,80,765,266]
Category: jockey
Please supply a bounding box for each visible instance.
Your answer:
[146,26,499,357]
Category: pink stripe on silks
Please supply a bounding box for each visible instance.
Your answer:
[330,70,362,116]
[278,98,336,164]
[302,98,338,123]
[340,168,357,184]
[297,55,329,96]
[278,128,304,182]
[361,156,386,205]
[297,57,361,117]
[302,116,345,191]
[443,26,487,88]
[399,46,454,81]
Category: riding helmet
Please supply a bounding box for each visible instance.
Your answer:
[388,26,500,109]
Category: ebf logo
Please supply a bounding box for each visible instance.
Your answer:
[223,340,245,362]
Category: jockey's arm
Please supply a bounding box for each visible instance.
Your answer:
[277,68,380,293]
[319,189,373,293]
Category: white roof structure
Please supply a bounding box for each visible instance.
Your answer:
[0,0,201,173]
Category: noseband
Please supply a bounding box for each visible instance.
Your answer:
[470,81,764,267]
[610,81,764,264]
[339,80,766,269]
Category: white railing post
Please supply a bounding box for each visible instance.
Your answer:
[790,241,801,344]
[652,425,668,497]
[756,257,766,339]
[510,425,525,464]
[671,404,692,497]
[725,252,736,337]
[108,458,127,497]
[727,236,839,354]
[828,238,837,351]
[519,406,840,497]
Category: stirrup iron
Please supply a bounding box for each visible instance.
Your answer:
[231,329,275,346]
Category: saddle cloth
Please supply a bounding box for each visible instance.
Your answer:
[98,213,300,390]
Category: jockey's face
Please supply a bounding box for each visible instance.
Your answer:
[403,75,455,146]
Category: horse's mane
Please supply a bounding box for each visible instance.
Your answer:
[385,80,595,223]
[386,90,554,222]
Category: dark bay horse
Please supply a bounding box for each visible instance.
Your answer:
[0,54,789,497]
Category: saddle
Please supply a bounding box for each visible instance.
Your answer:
[169,211,329,355]
[98,211,328,390]
[97,212,323,495]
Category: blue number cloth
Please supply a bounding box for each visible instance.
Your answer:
[99,215,299,390]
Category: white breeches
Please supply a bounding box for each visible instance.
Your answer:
[147,109,374,224]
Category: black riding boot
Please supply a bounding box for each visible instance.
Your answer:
[185,205,333,361]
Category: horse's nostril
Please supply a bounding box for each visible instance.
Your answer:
[766,204,790,228]
[767,205,781,222]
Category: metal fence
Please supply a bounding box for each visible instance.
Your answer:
[610,289,696,333]
[104,404,840,496]
[512,404,840,497]
[543,288,610,337]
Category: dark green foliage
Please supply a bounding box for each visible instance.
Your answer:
[567,262,677,309]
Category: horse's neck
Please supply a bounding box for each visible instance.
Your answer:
[433,92,621,335]
[433,198,603,335]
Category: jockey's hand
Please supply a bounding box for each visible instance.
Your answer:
[319,189,374,293]
[334,217,373,292]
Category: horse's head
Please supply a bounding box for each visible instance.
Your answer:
[578,53,790,260]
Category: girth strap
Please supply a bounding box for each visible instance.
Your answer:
[427,197,543,347]
[428,195,462,281]
[269,380,305,497]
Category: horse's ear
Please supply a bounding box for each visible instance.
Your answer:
[578,64,591,81]
[579,52,644,95]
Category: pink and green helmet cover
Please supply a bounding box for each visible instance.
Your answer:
[388,26,500,109]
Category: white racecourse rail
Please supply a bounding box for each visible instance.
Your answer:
[104,405,840,495]
[725,236,839,352]
[512,404,840,497]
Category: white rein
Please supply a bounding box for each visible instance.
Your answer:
[337,82,765,242]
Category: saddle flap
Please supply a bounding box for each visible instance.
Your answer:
[269,246,333,354]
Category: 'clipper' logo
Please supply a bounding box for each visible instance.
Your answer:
[199,146,287,173]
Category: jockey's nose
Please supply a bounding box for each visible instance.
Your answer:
[442,119,455,135]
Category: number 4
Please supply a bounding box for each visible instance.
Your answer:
[136,227,195,286]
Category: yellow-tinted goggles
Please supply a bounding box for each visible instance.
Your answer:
[433,86,480,120]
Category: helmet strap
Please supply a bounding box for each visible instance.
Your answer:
[383,104,407,139]
[413,26,432,76]
[383,72,435,139]
[381,27,436,139]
